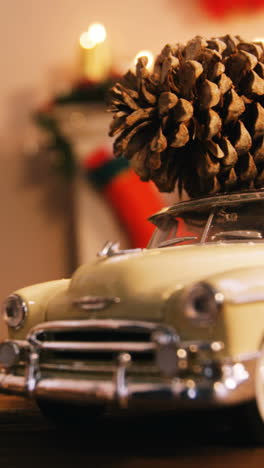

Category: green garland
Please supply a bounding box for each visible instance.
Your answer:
[54,78,115,105]
[34,111,76,179]
[34,78,117,179]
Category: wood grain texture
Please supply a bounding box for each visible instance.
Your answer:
[0,395,264,467]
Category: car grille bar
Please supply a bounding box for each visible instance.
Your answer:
[27,318,162,363]
[24,319,174,396]
[0,319,254,409]
[27,319,160,339]
[41,341,155,353]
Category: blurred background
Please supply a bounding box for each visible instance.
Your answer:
[1,0,264,311]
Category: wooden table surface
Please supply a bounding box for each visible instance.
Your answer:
[0,394,264,467]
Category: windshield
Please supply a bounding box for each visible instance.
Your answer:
[148,196,264,249]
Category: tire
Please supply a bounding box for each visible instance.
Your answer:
[236,400,264,445]
[256,341,264,422]
[228,345,264,445]
[248,341,264,443]
[37,399,105,427]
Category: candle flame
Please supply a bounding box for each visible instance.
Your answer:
[134,50,154,70]
[80,23,107,50]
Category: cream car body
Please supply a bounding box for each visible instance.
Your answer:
[1,190,264,437]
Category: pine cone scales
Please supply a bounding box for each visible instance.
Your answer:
[108,35,264,198]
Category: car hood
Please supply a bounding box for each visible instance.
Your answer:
[46,242,264,322]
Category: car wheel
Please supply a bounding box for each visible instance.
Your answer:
[256,341,264,421]
[37,399,105,427]
[235,400,264,445]
[222,349,264,445]
[249,341,264,443]
[233,345,264,444]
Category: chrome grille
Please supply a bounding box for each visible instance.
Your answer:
[26,319,163,375]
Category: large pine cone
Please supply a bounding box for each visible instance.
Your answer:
[108,35,264,198]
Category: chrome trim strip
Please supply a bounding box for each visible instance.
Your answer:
[39,362,157,374]
[41,341,155,353]
[115,352,131,408]
[200,211,215,243]
[229,293,264,305]
[159,236,198,248]
[33,377,116,403]
[6,336,223,365]
[25,340,41,395]
[40,362,118,373]
[211,230,263,240]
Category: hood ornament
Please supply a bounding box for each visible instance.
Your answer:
[73,295,120,311]
[97,241,141,258]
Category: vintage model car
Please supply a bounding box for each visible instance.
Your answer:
[1,190,264,438]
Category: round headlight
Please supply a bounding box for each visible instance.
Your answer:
[185,282,223,326]
[2,294,27,329]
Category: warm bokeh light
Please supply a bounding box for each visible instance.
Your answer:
[254,37,264,44]
[134,50,154,70]
[79,22,111,81]
[79,23,107,50]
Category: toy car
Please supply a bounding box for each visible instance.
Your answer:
[1,189,264,439]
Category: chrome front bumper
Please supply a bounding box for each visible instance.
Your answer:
[0,319,256,409]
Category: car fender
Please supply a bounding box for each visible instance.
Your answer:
[7,279,70,340]
[207,266,264,358]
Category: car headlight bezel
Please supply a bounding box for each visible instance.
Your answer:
[2,294,27,330]
[184,282,224,327]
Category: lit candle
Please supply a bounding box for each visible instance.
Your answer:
[133,50,154,71]
[79,23,111,82]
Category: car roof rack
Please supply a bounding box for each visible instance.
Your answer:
[149,189,264,227]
